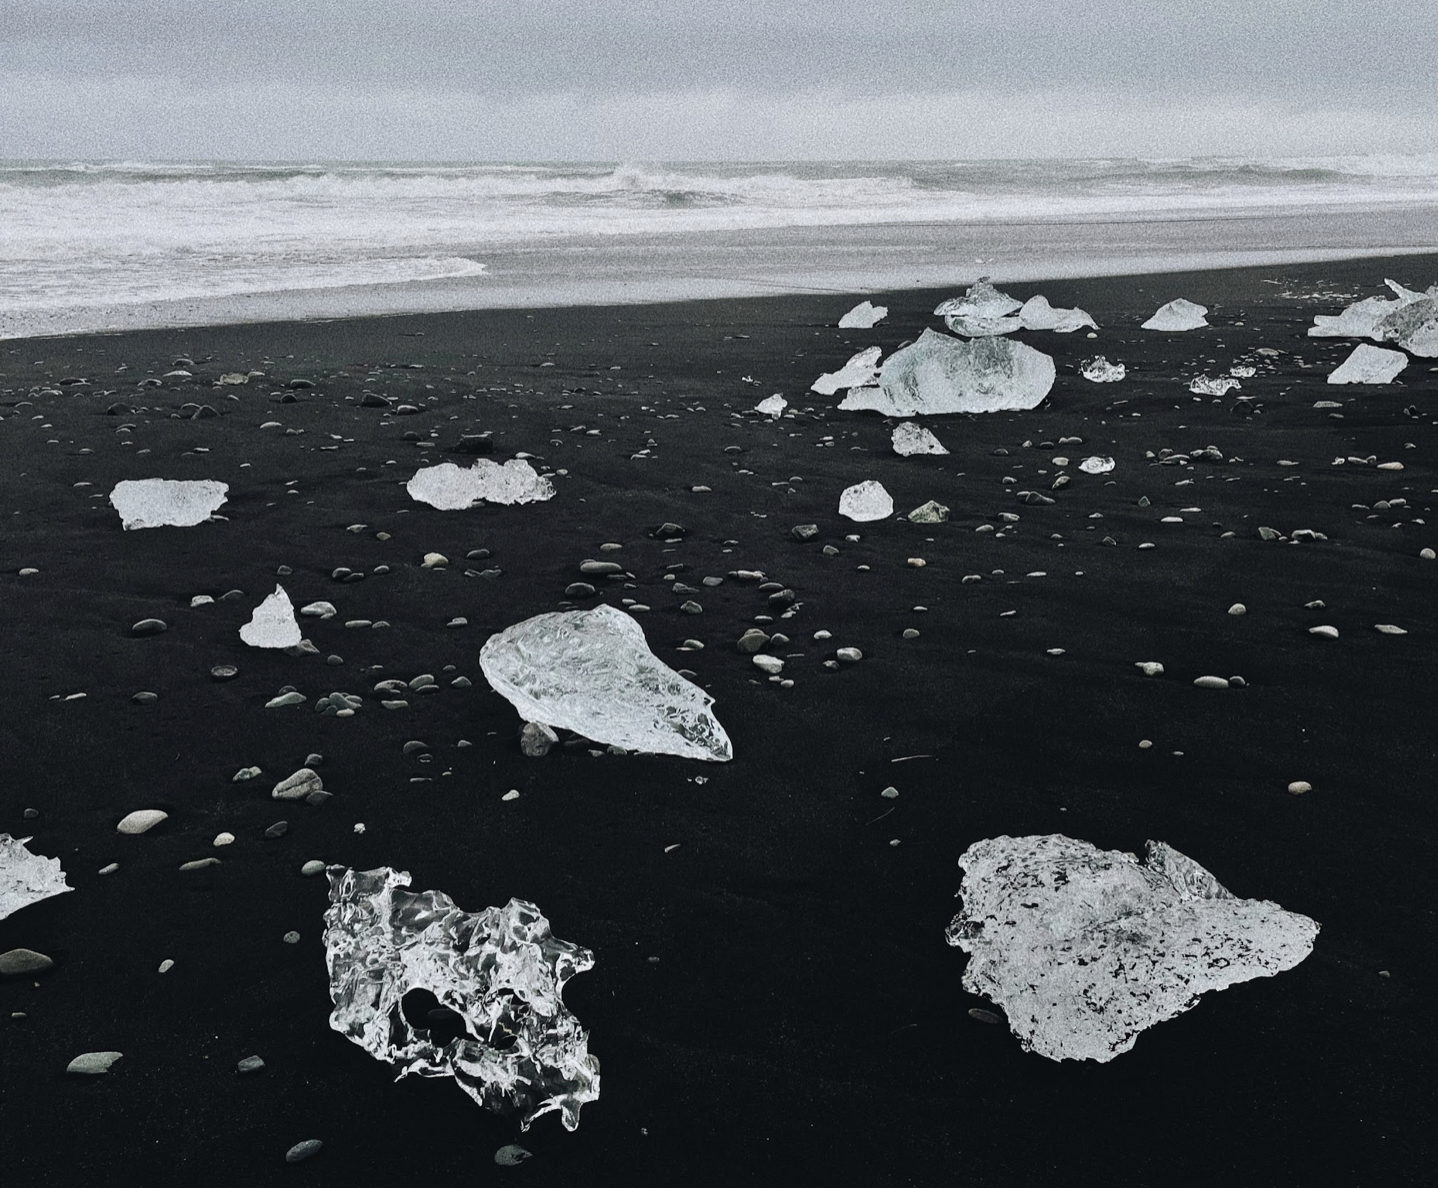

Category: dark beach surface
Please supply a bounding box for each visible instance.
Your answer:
[2,254,1435,1185]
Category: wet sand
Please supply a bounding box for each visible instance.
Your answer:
[2,254,1435,1185]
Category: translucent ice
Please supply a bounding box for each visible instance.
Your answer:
[1080,355,1126,382]
[840,329,1054,416]
[754,394,787,418]
[406,460,555,510]
[0,834,72,922]
[1018,295,1098,333]
[1142,299,1209,331]
[1078,455,1116,475]
[1308,279,1433,340]
[1373,294,1438,357]
[934,278,1023,336]
[240,585,302,648]
[1328,343,1410,384]
[109,478,228,530]
[838,480,894,522]
[323,865,600,1132]
[480,603,732,762]
[945,834,1319,1063]
[1189,375,1241,396]
[811,346,882,395]
[837,300,888,329]
[891,422,949,456]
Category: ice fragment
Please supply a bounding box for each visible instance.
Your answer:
[891,422,949,456]
[1080,356,1126,382]
[838,480,894,522]
[1189,375,1241,396]
[1327,344,1409,385]
[934,278,1023,336]
[811,347,882,395]
[240,585,303,648]
[1018,295,1098,333]
[754,394,787,418]
[840,329,1054,416]
[0,835,73,921]
[109,478,228,530]
[1308,279,1434,343]
[1372,294,1438,357]
[406,459,555,510]
[1078,456,1115,474]
[1141,299,1209,331]
[837,300,888,329]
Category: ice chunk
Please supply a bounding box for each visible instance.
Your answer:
[891,421,949,456]
[406,459,555,510]
[1080,356,1126,382]
[838,480,893,522]
[1018,295,1098,333]
[840,329,1054,416]
[945,834,1319,1063]
[480,603,732,762]
[1327,343,1410,384]
[934,278,1023,336]
[811,346,882,395]
[1,834,72,922]
[239,584,302,648]
[837,300,888,329]
[323,865,599,1132]
[1142,299,1209,331]
[1078,455,1116,475]
[1308,279,1433,340]
[1373,295,1438,357]
[109,478,228,530]
[1189,375,1241,396]
[754,394,787,418]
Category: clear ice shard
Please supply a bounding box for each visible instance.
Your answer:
[1189,375,1241,396]
[1018,295,1098,332]
[838,480,894,521]
[891,421,949,456]
[0,834,73,922]
[109,478,228,530]
[934,278,1023,336]
[323,865,600,1132]
[837,300,888,329]
[840,329,1054,416]
[944,834,1319,1063]
[239,584,303,648]
[1141,298,1209,331]
[1327,343,1410,384]
[406,459,555,510]
[754,394,787,418]
[1372,294,1438,357]
[479,603,733,762]
[1080,355,1126,382]
[1078,455,1116,475]
[1308,278,1434,342]
[811,346,882,395]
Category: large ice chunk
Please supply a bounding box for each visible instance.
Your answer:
[1,834,73,922]
[1142,299,1209,331]
[934,278,1023,337]
[479,603,732,762]
[1373,294,1438,357]
[838,480,893,521]
[109,479,228,530]
[1018,295,1098,333]
[239,584,303,648]
[1327,343,1410,384]
[811,346,882,395]
[945,833,1319,1063]
[1308,279,1432,340]
[323,865,599,1131]
[840,329,1054,416]
[891,422,949,456]
[406,460,555,510]
[837,300,888,329]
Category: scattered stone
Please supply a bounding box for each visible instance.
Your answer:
[213,832,235,846]
[1228,603,1247,616]
[131,691,158,704]
[265,691,307,709]
[737,628,770,654]
[237,1055,265,1074]
[564,582,596,598]
[66,1052,122,1076]
[179,858,220,871]
[285,1140,323,1164]
[836,648,863,663]
[0,948,55,976]
[1373,623,1407,635]
[211,664,239,681]
[301,860,327,877]
[494,1144,533,1167]
[1193,676,1230,690]
[117,809,168,834]
[752,655,784,674]
[907,500,949,524]
[520,721,558,757]
[1287,781,1312,795]
[791,523,820,541]
[130,618,167,637]
[272,768,323,801]
[1308,625,1340,639]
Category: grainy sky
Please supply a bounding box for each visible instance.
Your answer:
[3,0,1436,160]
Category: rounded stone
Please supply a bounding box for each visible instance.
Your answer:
[210,664,239,681]
[131,691,159,704]
[836,647,863,663]
[494,1145,532,1167]
[300,860,327,877]
[67,1051,122,1076]
[1193,675,1230,690]
[237,1055,266,1074]
[213,832,235,846]
[1227,603,1246,615]
[117,809,168,834]
[130,618,167,637]
[1308,625,1339,639]
[0,948,55,977]
[1287,781,1312,795]
[752,655,784,674]
[285,1140,323,1164]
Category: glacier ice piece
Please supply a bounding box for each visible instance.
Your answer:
[1142,299,1209,331]
[754,394,787,418]
[1078,456,1116,475]
[1327,344,1410,385]
[945,833,1319,1063]
[406,459,555,510]
[838,480,893,522]
[1,834,73,922]
[891,421,949,456]
[934,278,1023,337]
[1080,356,1125,382]
[837,300,888,329]
[1189,375,1241,396]
[239,585,302,648]
[811,346,882,395]
[109,478,228,530]
[323,865,599,1132]
[480,603,732,762]
[840,329,1054,416]
[1308,279,1433,340]
[1372,294,1438,358]
[1018,295,1098,333]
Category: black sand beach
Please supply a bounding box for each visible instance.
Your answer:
[2,255,1435,1185]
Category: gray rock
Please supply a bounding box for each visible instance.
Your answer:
[579,560,624,576]
[210,664,239,681]
[752,655,784,674]
[131,691,159,704]
[736,628,770,654]
[66,1051,122,1076]
[1193,675,1230,690]
[130,618,167,637]
[564,582,596,598]
[179,858,221,871]
[301,860,327,877]
[791,523,820,541]
[494,1145,532,1167]
[521,721,558,757]
[0,948,55,976]
[679,600,703,615]
[272,768,323,801]
[265,691,307,709]
[117,809,168,835]
[237,1055,266,1074]
[285,1140,323,1164]
[836,647,863,663]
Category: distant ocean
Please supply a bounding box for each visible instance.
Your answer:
[5,156,1438,339]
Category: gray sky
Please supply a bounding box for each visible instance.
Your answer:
[3,0,1437,159]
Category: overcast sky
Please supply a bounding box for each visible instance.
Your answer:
[3,0,1437,160]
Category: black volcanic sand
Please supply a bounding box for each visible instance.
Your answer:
[3,256,1436,1186]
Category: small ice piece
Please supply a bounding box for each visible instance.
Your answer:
[841,329,1054,416]
[1327,344,1410,385]
[1,834,73,922]
[1018,295,1098,333]
[934,278,1023,337]
[240,585,302,648]
[109,478,228,530]
[406,459,555,510]
[811,346,882,395]
[324,865,600,1132]
[754,394,787,418]
[945,834,1319,1063]
[1189,375,1241,396]
[1078,456,1115,474]
[480,603,732,762]
[1372,294,1438,358]
[1080,356,1126,382]
[1142,299,1209,331]
[838,480,894,522]
[837,300,888,329]
[891,422,949,456]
